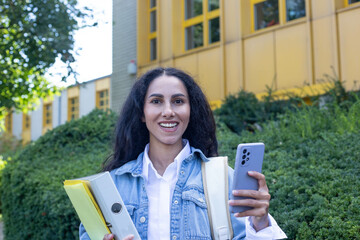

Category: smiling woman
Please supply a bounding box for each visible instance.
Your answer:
[79,67,286,240]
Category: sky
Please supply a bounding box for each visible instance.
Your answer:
[46,0,112,88]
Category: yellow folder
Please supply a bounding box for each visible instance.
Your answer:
[64,179,111,240]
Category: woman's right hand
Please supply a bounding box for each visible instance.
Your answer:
[103,233,134,240]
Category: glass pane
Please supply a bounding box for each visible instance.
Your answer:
[349,0,360,3]
[185,23,203,50]
[254,0,279,31]
[150,10,156,32]
[150,38,157,60]
[208,0,219,11]
[100,100,104,106]
[209,17,220,44]
[286,0,306,21]
[100,91,104,98]
[185,0,203,20]
[150,0,156,8]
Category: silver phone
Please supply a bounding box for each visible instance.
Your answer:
[229,142,265,213]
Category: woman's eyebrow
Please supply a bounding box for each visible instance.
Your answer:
[172,93,186,98]
[148,93,163,98]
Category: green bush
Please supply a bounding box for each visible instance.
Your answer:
[230,99,360,239]
[214,89,301,134]
[0,109,117,239]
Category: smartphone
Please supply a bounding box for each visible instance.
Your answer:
[229,142,265,213]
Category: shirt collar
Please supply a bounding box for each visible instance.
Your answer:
[142,139,191,182]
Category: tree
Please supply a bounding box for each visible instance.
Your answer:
[0,0,93,121]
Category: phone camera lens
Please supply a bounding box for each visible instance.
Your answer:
[246,158,249,161]
[247,152,250,156]
[243,149,247,154]
[242,154,246,159]
[241,160,246,165]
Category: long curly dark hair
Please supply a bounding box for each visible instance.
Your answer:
[103,67,218,171]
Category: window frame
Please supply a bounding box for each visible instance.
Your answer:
[182,0,221,52]
[42,103,53,130]
[96,89,110,111]
[68,97,79,121]
[251,0,306,33]
[344,0,360,7]
[148,0,157,61]
[5,111,13,134]
[22,113,31,131]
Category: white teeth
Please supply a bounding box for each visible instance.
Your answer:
[160,123,178,128]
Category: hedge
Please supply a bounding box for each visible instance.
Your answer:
[1,92,360,239]
[218,99,360,239]
[0,109,116,239]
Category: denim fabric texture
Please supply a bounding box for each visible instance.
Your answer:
[79,147,246,240]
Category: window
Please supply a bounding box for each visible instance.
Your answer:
[22,113,31,143]
[148,0,157,61]
[253,0,279,31]
[251,0,306,32]
[285,0,306,21]
[345,0,360,7]
[68,97,79,120]
[43,103,52,129]
[5,111,12,134]
[96,89,109,111]
[183,0,220,51]
[23,114,31,131]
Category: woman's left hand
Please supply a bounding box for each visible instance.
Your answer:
[228,171,271,232]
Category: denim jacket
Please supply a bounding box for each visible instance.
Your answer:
[80,147,246,240]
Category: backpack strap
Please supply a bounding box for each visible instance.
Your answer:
[201,156,234,240]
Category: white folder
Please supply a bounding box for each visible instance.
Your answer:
[65,171,141,240]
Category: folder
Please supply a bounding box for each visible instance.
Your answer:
[64,172,141,240]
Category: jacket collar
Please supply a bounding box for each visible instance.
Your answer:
[114,147,209,176]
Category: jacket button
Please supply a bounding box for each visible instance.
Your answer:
[172,235,177,240]
[174,200,179,204]
[140,216,146,223]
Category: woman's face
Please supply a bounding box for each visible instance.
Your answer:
[143,75,190,148]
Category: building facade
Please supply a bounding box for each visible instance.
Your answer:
[4,0,360,142]
[135,0,360,107]
[4,76,111,143]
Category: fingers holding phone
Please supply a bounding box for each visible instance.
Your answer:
[229,171,270,217]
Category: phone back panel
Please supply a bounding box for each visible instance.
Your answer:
[229,143,265,213]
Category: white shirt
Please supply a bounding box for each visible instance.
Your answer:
[142,140,287,240]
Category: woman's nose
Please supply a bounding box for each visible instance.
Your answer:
[162,103,175,117]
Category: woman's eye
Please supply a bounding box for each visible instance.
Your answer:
[151,99,161,104]
[174,99,184,104]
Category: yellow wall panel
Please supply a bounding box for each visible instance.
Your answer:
[198,48,222,101]
[338,8,360,90]
[138,64,158,76]
[67,86,80,98]
[275,24,309,89]
[312,17,338,82]
[137,0,148,65]
[223,0,241,42]
[172,0,182,55]
[95,77,111,91]
[174,54,198,79]
[225,41,243,94]
[244,33,275,93]
[311,0,335,19]
[159,0,172,60]
[160,59,174,68]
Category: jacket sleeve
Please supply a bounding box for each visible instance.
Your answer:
[79,223,91,240]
